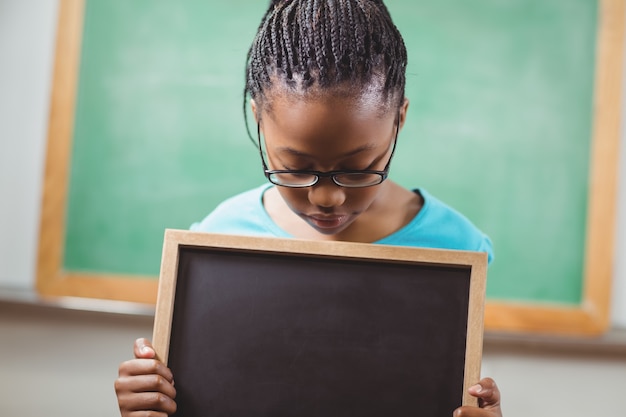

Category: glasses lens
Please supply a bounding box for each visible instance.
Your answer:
[268,172,318,187]
[334,173,384,187]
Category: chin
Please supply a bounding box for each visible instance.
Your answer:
[296,211,359,238]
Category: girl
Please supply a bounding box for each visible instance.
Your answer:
[115,0,502,415]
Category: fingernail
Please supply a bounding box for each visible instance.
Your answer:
[140,346,151,354]
[471,384,483,393]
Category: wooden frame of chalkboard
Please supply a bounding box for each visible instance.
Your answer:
[151,230,487,415]
[36,0,624,336]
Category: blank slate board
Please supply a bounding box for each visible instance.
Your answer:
[153,231,487,416]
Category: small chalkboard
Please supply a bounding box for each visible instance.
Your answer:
[152,230,487,417]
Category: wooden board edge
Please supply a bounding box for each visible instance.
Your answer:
[463,253,487,407]
[152,230,182,364]
[164,229,486,268]
[485,301,607,336]
[580,0,626,336]
[149,231,488,370]
[36,0,85,298]
[37,271,158,304]
[156,230,489,410]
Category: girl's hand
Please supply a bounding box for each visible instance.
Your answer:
[453,377,502,417]
[114,338,177,417]
[114,341,501,417]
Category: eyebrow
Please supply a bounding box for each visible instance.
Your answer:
[274,144,378,159]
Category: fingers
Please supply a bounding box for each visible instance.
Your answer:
[115,375,176,415]
[468,377,501,409]
[116,390,177,416]
[134,338,156,359]
[116,339,177,417]
[453,377,502,417]
[453,406,497,417]
[119,356,173,381]
[115,372,176,398]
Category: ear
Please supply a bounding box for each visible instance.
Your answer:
[250,98,259,123]
[398,97,409,131]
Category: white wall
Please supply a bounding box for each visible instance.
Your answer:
[0,0,58,289]
[0,303,153,417]
[0,2,625,417]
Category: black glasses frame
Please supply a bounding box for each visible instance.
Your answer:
[256,113,400,188]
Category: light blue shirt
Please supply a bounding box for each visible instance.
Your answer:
[191,183,493,263]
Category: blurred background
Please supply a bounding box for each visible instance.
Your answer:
[1,1,626,416]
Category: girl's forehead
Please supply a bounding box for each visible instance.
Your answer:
[263,88,394,124]
[259,91,398,159]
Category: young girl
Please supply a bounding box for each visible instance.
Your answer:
[115,0,502,415]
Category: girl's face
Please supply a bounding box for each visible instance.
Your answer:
[254,92,408,240]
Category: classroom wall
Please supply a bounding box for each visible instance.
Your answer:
[0,2,625,417]
[0,0,57,290]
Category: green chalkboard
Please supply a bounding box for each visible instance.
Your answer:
[392,0,598,304]
[64,0,269,276]
[44,0,621,333]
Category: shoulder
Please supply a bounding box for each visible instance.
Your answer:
[190,184,282,237]
[379,189,494,263]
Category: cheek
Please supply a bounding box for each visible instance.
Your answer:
[276,187,307,209]
[349,187,380,207]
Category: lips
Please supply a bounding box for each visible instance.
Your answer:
[305,214,349,231]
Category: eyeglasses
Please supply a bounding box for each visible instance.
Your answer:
[256,114,399,188]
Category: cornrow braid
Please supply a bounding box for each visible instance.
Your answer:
[244,0,407,141]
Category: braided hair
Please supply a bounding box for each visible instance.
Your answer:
[244,0,407,135]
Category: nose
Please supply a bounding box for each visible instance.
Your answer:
[307,179,346,208]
